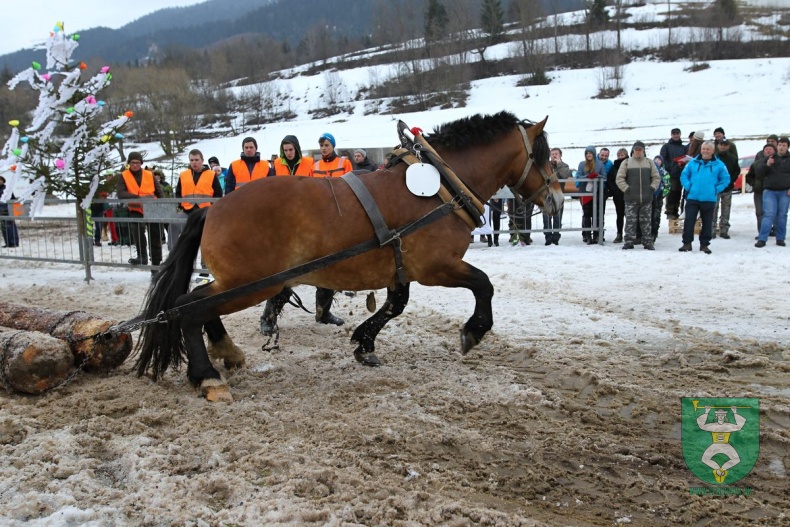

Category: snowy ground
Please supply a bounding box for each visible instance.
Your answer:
[0,193,788,526]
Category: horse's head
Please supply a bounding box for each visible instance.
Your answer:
[509,116,564,217]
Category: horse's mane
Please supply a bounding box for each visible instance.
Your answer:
[425,111,550,167]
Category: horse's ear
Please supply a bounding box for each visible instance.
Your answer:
[534,116,549,134]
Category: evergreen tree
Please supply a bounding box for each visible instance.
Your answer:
[481,0,506,45]
[587,0,609,26]
[0,22,131,218]
[424,0,449,44]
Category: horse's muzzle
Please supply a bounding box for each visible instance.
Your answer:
[541,188,565,216]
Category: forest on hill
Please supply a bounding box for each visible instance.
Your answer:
[1,0,788,156]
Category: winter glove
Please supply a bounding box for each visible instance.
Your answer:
[588,172,599,179]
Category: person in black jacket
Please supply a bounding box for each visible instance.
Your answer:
[713,139,740,239]
[353,149,376,172]
[659,128,688,219]
[0,176,20,248]
[607,148,629,243]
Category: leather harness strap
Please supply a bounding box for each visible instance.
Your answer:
[341,171,408,285]
[390,147,480,229]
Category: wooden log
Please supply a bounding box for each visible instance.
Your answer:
[0,302,132,370]
[0,329,75,394]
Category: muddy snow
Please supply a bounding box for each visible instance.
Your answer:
[1,195,789,527]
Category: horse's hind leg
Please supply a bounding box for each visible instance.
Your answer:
[181,316,232,402]
[351,282,410,366]
[205,317,246,370]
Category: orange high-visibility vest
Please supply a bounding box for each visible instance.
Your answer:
[121,169,156,214]
[230,159,270,188]
[313,156,352,177]
[179,169,216,211]
[274,157,313,177]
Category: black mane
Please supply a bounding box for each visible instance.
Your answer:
[425,111,549,167]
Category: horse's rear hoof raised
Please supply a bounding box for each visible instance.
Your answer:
[354,347,381,367]
[200,378,234,402]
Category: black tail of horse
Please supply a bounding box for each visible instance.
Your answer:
[134,208,208,380]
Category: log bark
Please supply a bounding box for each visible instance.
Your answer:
[0,329,75,394]
[0,302,132,370]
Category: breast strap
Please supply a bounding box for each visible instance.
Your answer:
[341,171,408,285]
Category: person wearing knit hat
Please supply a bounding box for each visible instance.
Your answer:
[224,136,270,194]
[660,127,688,220]
[116,151,164,267]
[615,140,660,250]
[353,148,375,172]
[713,139,739,240]
[314,131,352,178]
[767,134,779,146]
[207,156,227,194]
[305,130,353,328]
[713,126,738,158]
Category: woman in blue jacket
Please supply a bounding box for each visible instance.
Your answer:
[678,141,730,254]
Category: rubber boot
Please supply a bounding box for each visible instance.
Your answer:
[259,287,293,335]
[315,287,344,326]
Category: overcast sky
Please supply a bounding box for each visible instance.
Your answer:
[2,0,199,56]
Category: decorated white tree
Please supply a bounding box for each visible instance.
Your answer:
[0,21,132,220]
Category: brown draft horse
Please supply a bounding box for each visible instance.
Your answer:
[135,111,563,401]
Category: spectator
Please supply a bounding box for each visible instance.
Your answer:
[489,197,504,246]
[650,155,671,241]
[174,149,223,281]
[272,135,314,176]
[117,151,164,266]
[543,147,570,245]
[353,149,376,172]
[225,137,271,194]
[713,126,738,159]
[310,132,352,326]
[678,141,730,254]
[746,143,777,235]
[607,148,629,243]
[660,127,687,220]
[0,175,20,248]
[754,136,790,248]
[207,156,227,194]
[90,192,108,247]
[313,133,353,177]
[616,141,659,250]
[575,145,605,244]
[598,147,612,237]
[713,139,739,239]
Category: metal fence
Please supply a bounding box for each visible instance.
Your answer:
[0,179,606,280]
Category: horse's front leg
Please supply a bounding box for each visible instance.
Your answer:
[458,263,494,354]
[426,261,494,354]
[351,282,410,366]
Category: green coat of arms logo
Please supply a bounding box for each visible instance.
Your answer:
[681,398,759,485]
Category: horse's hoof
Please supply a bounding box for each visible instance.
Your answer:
[354,348,381,367]
[200,379,233,403]
[460,331,478,355]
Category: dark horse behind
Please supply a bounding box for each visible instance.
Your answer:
[135,111,563,401]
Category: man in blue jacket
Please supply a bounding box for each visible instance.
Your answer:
[678,141,730,254]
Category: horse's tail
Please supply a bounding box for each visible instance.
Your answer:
[134,208,208,380]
